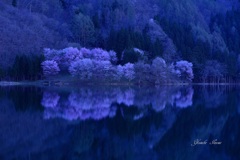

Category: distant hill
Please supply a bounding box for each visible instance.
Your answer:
[1,0,240,81]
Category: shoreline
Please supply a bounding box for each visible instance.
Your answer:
[1,80,240,87]
[0,81,22,86]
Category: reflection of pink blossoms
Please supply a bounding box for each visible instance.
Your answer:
[42,87,194,121]
[67,91,116,120]
[41,92,60,108]
[175,88,194,108]
[152,101,166,112]
[43,90,118,121]
[171,61,194,82]
[116,88,135,106]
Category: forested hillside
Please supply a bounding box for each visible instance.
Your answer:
[1,0,240,83]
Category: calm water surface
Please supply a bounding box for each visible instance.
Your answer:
[0,85,239,160]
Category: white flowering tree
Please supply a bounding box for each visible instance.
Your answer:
[171,60,194,82]
[41,60,60,77]
[44,47,82,70]
[69,58,94,79]
[80,47,92,59]
[43,48,63,64]
[93,60,112,79]
[62,47,83,67]
[123,63,135,82]
[91,48,111,61]
[41,47,195,84]
[109,50,118,64]
[111,65,124,81]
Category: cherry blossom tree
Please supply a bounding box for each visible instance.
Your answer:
[123,63,135,82]
[80,47,92,59]
[111,65,124,81]
[41,60,60,77]
[109,50,118,64]
[41,46,195,84]
[171,60,194,82]
[92,60,112,79]
[43,48,62,63]
[44,48,70,70]
[62,47,83,68]
[69,58,93,79]
[91,48,111,61]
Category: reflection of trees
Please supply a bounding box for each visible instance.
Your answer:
[154,87,240,160]
[199,86,227,108]
[146,107,178,149]
[174,87,194,108]
[43,88,119,120]
[116,88,135,106]
[2,86,240,159]
[0,97,71,160]
[42,86,194,121]
[133,87,194,112]
[41,91,60,108]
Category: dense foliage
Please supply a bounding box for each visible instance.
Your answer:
[41,47,193,84]
[1,0,240,83]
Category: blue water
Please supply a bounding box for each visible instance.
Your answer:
[0,85,239,159]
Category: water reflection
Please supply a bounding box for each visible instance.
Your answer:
[1,85,240,159]
[41,86,194,121]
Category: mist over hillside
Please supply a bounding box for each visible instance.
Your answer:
[1,0,240,82]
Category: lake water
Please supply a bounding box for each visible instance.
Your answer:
[0,85,239,159]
